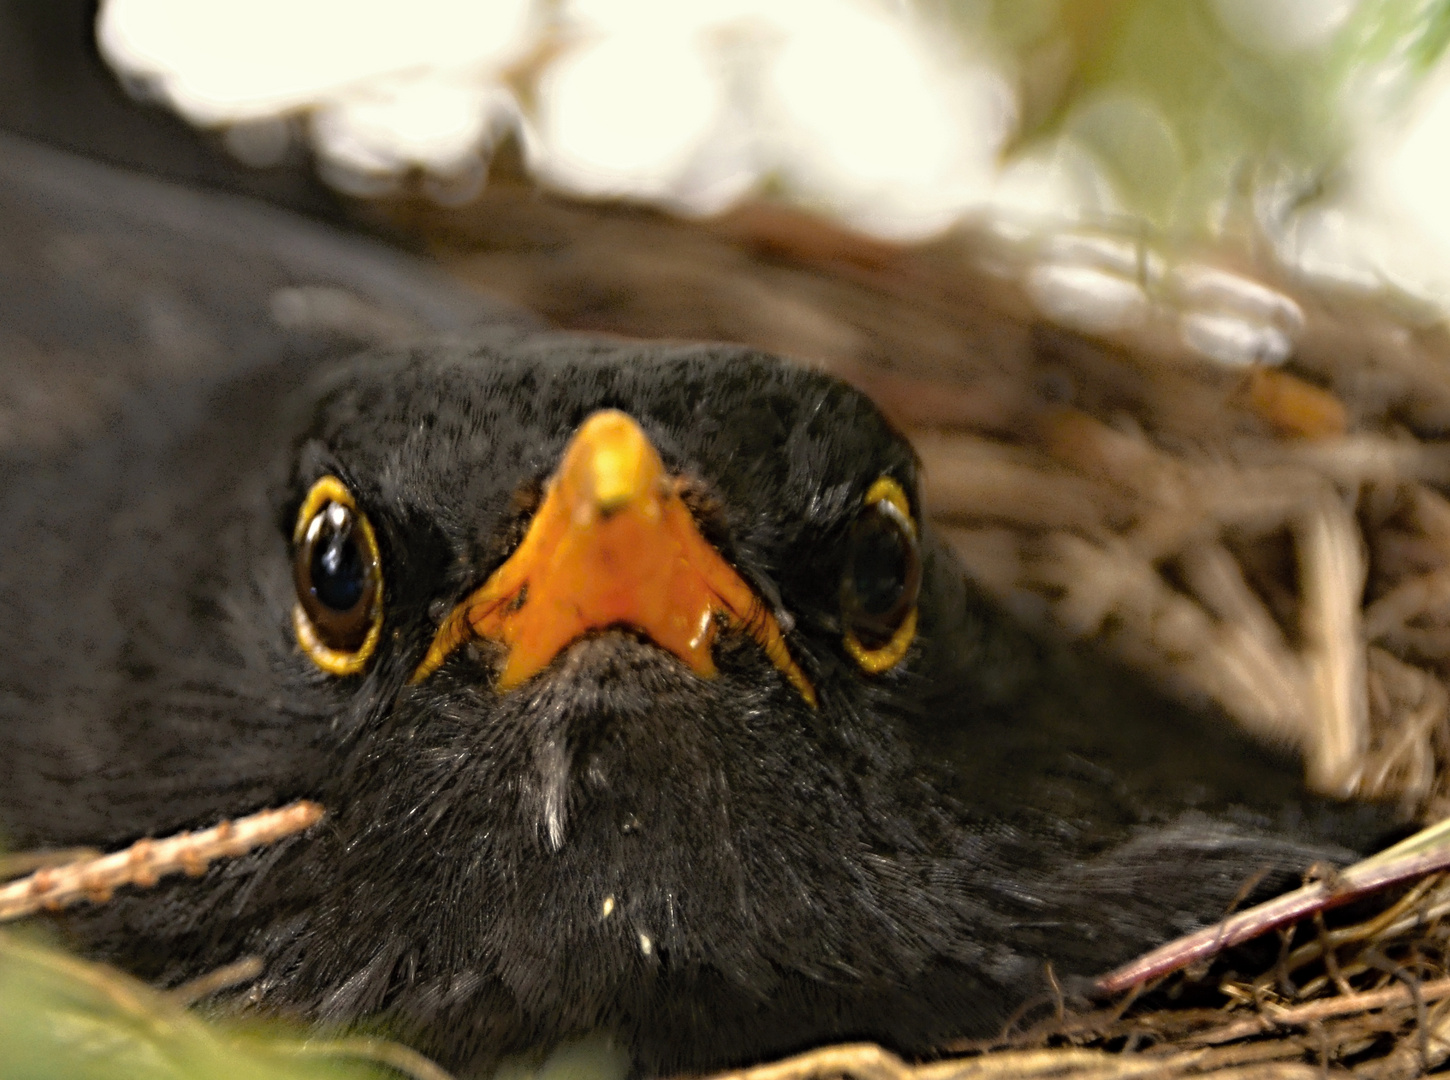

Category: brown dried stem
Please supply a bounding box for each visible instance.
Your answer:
[1097,842,1450,994]
[0,800,324,920]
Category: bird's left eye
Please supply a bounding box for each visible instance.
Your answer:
[291,476,383,675]
[841,476,921,674]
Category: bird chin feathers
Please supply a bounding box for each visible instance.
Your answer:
[492,629,746,854]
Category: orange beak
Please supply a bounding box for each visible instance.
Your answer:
[410,410,816,707]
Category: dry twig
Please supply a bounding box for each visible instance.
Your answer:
[0,800,324,920]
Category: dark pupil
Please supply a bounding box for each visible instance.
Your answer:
[851,513,908,617]
[312,512,365,612]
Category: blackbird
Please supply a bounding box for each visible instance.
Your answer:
[0,136,1391,1075]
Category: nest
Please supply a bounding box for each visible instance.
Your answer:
[368,180,1450,818]
[715,871,1450,1079]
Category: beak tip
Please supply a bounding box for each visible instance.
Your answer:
[576,411,660,514]
[412,407,819,706]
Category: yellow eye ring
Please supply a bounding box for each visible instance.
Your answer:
[291,476,384,676]
[842,476,920,674]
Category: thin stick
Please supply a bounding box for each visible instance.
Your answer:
[0,801,324,921]
[702,1042,916,1080]
[1097,842,1450,995]
[166,956,265,1006]
[1185,977,1450,1048]
[0,847,102,880]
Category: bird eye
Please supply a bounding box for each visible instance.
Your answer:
[291,476,383,675]
[841,476,920,674]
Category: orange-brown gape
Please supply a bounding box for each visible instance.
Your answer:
[412,409,817,706]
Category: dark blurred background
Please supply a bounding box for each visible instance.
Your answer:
[0,2,342,215]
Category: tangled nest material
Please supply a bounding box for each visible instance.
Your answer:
[721,832,1450,1080]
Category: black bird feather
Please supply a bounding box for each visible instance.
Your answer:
[0,135,1393,1076]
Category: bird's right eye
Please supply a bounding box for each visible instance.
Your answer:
[291,476,383,675]
[841,476,920,674]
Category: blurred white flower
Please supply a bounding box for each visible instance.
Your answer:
[527,16,737,208]
[99,0,535,187]
[991,139,1126,226]
[98,0,1015,239]
[526,0,1013,235]
[93,0,1450,321]
[753,0,1011,237]
[1275,49,1450,308]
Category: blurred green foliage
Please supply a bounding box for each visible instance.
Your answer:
[953,0,1450,230]
[0,926,633,1080]
[0,930,423,1080]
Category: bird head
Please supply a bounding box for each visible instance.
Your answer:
[282,336,926,812]
[243,334,990,1061]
